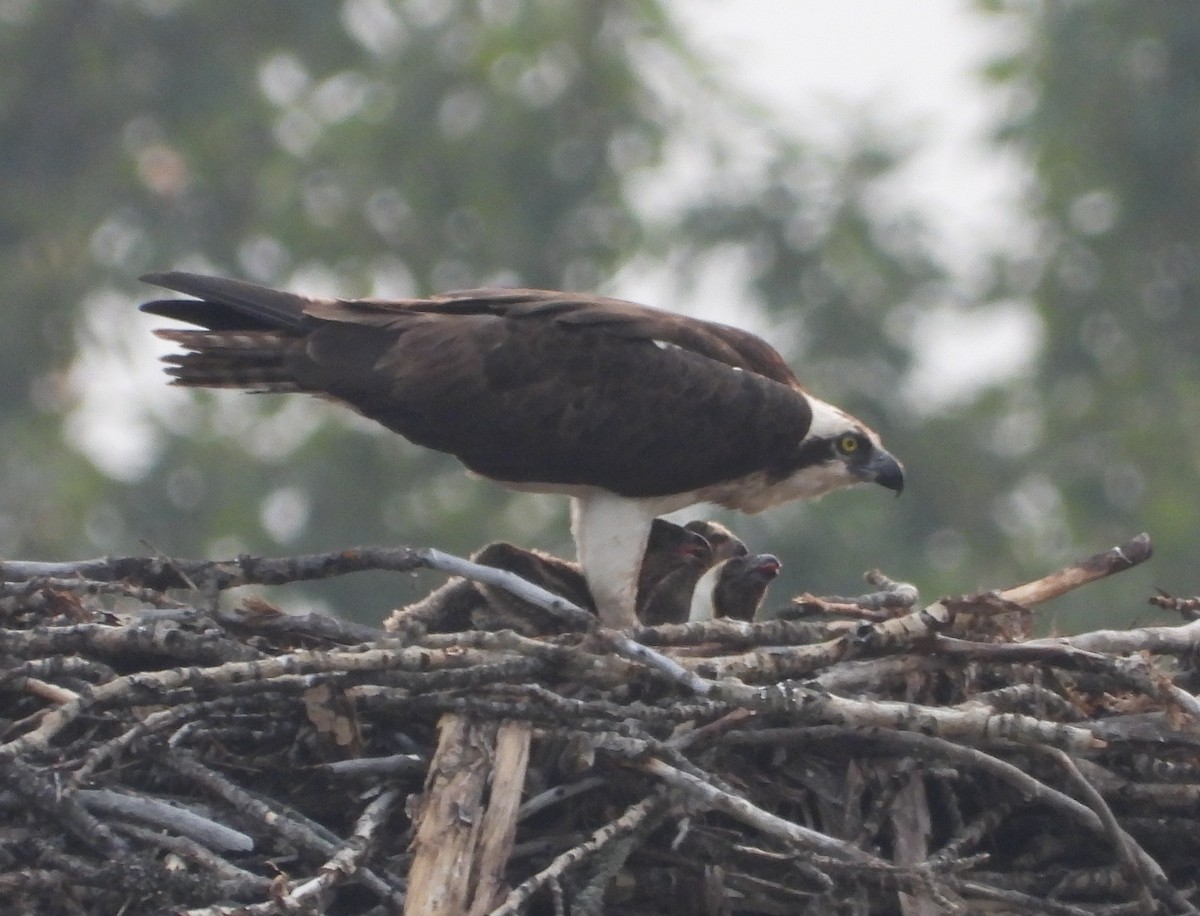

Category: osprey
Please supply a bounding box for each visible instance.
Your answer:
[638,520,749,626]
[140,272,905,629]
[687,553,782,623]
[384,518,717,635]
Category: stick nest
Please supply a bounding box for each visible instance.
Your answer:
[2,534,1199,915]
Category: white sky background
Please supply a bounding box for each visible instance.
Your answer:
[627,0,1042,411]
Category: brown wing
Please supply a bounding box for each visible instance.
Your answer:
[422,288,802,387]
[141,273,814,498]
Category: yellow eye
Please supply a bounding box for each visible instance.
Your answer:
[838,434,861,455]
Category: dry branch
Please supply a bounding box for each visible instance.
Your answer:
[2,533,1199,914]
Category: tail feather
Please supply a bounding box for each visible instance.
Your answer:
[140,271,311,332]
[142,273,315,392]
[154,328,304,392]
[153,328,292,357]
[142,298,270,331]
[161,357,302,391]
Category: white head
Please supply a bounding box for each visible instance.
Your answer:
[765,395,906,504]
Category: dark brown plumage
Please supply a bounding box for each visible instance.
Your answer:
[143,274,813,498]
[637,520,748,626]
[142,271,904,628]
[693,553,782,622]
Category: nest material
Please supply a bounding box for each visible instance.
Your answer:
[1,534,1199,915]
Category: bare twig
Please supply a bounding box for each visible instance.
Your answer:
[638,756,880,863]
[282,788,403,908]
[75,788,253,853]
[1149,589,1200,620]
[998,533,1153,607]
[489,792,671,915]
[1040,749,1159,913]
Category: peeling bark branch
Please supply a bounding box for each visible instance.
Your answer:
[3,530,1198,915]
[638,757,880,863]
[998,532,1153,607]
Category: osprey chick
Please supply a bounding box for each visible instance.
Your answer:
[141,273,904,629]
[688,554,782,623]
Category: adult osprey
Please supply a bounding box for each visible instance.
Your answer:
[140,272,905,628]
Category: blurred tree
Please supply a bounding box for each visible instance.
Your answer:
[0,0,695,616]
[10,0,1177,629]
[973,0,1200,626]
[666,136,944,592]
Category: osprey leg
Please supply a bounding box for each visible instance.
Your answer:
[570,493,656,629]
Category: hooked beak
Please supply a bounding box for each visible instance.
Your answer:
[868,448,905,496]
[754,555,782,581]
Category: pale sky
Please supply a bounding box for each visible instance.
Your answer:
[676,0,1032,278]
[655,0,1041,410]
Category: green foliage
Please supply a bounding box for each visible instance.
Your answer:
[979,0,1200,625]
[0,0,724,618]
